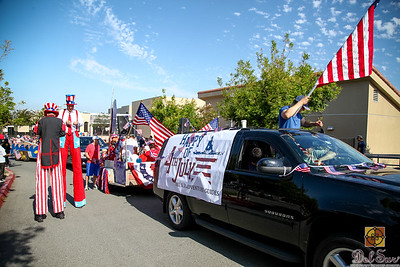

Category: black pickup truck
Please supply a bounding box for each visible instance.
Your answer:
[153,129,400,266]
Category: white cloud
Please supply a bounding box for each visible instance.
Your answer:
[328,17,336,23]
[344,12,357,23]
[301,41,311,46]
[283,4,292,13]
[344,24,353,30]
[330,7,342,17]
[317,43,324,48]
[349,0,356,4]
[375,18,400,39]
[292,31,303,37]
[249,7,269,18]
[321,27,338,38]
[104,7,149,59]
[79,0,105,16]
[233,12,241,16]
[313,0,322,9]
[396,57,400,63]
[70,58,133,89]
[296,12,307,24]
[390,1,400,9]
[315,17,326,28]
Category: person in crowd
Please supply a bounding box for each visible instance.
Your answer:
[279,95,323,129]
[1,138,11,167]
[121,134,138,162]
[33,103,66,222]
[108,134,119,160]
[136,133,145,153]
[84,136,101,190]
[146,141,160,161]
[0,142,10,182]
[58,94,86,208]
[357,135,366,154]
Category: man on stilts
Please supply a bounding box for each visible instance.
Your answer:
[58,94,86,208]
[34,103,66,222]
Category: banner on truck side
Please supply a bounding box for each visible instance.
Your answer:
[157,130,239,205]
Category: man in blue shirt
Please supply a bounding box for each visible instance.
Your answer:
[279,95,323,129]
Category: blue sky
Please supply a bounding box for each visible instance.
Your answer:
[0,0,399,113]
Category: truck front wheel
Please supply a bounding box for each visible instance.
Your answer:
[313,234,372,267]
[166,192,193,230]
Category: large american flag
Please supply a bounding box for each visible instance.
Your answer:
[133,102,175,147]
[316,0,379,87]
[200,117,219,131]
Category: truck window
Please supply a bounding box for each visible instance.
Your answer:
[239,140,282,171]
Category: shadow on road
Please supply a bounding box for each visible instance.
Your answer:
[0,226,44,266]
[123,188,299,267]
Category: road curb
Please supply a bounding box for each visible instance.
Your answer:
[0,168,16,208]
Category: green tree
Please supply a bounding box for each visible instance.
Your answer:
[217,33,341,129]
[12,103,44,126]
[1,40,16,129]
[150,89,217,133]
[0,70,15,129]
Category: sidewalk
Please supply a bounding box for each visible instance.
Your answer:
[0,168,16,208]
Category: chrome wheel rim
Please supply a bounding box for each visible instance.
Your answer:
[322,247,354,267]
[168,195,183,225]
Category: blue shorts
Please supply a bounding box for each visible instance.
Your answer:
[86,162,100,176]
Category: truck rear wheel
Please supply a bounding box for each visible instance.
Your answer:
[166,192,193,230]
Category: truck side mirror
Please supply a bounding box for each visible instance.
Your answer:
[257,158,292,175]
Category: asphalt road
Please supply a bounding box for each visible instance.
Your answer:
[0,159,301,267]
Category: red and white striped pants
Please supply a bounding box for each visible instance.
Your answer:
[35,151,65,215]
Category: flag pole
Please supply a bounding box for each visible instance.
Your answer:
[293,80,318,117]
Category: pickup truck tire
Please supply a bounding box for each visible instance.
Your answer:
[166,192,193,230]
[312,234,372,267]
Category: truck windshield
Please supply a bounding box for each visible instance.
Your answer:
[281,132,373,167]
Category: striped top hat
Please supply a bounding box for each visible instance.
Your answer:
[66,94,77,105]
[44,102,59,116]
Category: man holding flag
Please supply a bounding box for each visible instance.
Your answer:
[279,95,323,129]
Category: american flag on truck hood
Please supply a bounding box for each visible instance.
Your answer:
[316,0,379,87]
[133,102,175,147]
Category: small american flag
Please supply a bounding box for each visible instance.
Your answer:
[133,102,175,147]
[324,166,344,175]
[294,163,310,173]
[346,165,364,172]
[316,0,379,87]
[200,117,219,132]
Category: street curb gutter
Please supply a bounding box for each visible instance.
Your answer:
[0,168,16,208]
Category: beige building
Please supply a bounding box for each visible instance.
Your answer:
[198,66,400,157]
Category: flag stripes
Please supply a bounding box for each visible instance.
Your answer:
[317,0,378,87]
[149,117,175,147]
